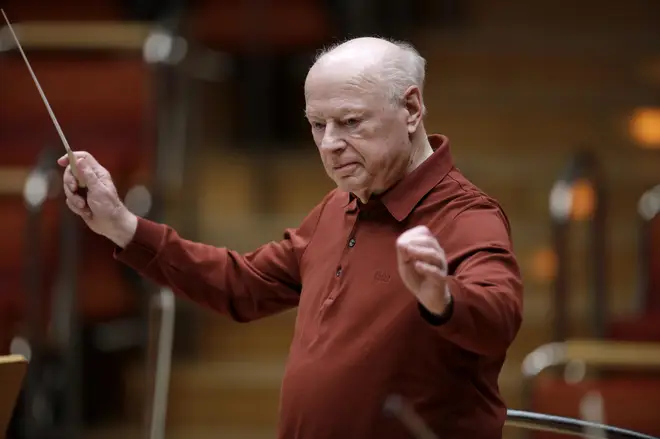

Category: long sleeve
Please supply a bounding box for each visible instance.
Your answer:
[423,198,524,357]
[113,197,329,322]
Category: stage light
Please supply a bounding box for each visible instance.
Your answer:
[630,107,660,148]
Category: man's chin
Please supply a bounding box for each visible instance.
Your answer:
[335,178,363,192]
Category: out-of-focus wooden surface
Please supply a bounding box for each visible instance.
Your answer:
[0,355,27,437]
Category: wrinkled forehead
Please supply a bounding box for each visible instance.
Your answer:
[304,68,387,119]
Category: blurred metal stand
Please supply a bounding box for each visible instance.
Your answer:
[145,21,189,224]
[635,184,660,314]
[19,146,74,439]
[145,288,175,439]
[127,17,185,439]
[548,150,607,341]
[141,4,233,435]
[144,3,233,362]
[51,181,83,439]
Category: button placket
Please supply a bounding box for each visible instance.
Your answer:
[321,214,359,311]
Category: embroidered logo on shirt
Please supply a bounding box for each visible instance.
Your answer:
[374,270,391,283]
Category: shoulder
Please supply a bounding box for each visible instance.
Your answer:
[445,168,510,230]
[419,167,513,247]
[313,188,349,218]
[296,188,346,230]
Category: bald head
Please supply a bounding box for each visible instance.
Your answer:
[303,37,431,203]
[306,37,427,111]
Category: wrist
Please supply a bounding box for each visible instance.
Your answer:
[107,207,138,248]
[422,283,452,316]
[418,287,454,326]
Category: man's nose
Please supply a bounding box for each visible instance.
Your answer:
[320,125,345,152]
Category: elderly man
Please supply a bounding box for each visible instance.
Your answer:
[59,37,523,439]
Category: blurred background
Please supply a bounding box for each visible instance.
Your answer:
[1,0,660,438]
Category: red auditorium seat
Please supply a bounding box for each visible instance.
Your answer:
[0,3,156,353]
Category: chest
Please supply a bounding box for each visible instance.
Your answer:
[302,210,405,298]
[293,209,425,354]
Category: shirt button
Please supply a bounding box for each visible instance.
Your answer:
[348,238,356,248]
[336,267,342,277]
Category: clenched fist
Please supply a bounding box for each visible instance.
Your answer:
[57,152,137,248]
[396,225,451,316]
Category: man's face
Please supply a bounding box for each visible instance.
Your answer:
[304,71,414,201]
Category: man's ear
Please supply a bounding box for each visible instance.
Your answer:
[403,85,424,134]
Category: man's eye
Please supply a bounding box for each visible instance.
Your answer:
[311,121,325,130]
[344,118,360,126]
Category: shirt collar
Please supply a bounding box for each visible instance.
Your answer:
[343,134,454,221]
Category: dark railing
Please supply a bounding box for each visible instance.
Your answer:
[505,410,658,439]
[384,392,660,439]
[519,339,660,439]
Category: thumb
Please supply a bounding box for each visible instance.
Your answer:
[58,151,90,168]
[397,244,413,263]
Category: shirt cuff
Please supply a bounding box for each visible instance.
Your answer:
[113,216,166,270]
[418,285,454,326]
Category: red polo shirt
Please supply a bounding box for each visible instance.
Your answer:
[115,134,523,439]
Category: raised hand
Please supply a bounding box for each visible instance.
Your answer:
[57,152,137,248]
[396,225,451,315]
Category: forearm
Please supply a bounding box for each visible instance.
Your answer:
[428,276,523,356]
[114,217,302,321]
[420,199,524,356]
